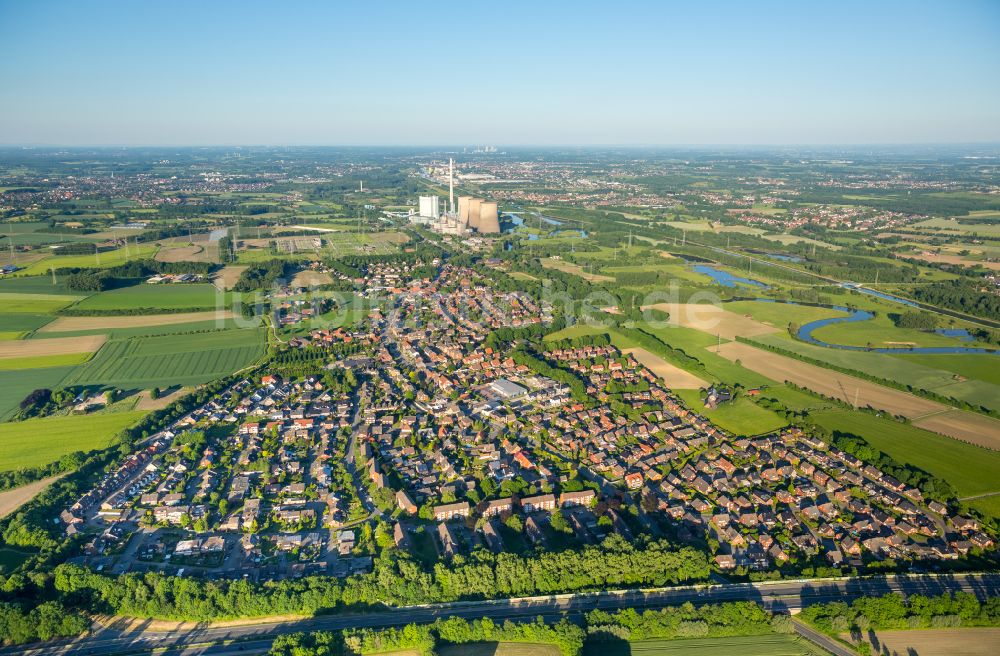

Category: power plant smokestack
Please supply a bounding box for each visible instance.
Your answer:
[448,158,454,214]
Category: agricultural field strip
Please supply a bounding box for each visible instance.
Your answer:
[714,341,1000,448]
[37,310,236,333]
[643,303,780,341]
[622,347,707,389]
[0,334,106,358]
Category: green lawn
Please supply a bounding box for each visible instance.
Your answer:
[71,283,227,311]
[675,389,787,436]
[60,327,266,390]
[0,411,147,471]
[808,409,1000,509]
[584,634,826,656]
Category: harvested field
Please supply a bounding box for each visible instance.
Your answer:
[155,244,215,263]
[714,341,945,418]
[913,409,1000,451]
[291,270,333,287]
[0,334,106,358]
[38,311,234,333]
[624,347,707,389]
[213,265,248,290]
[910,251,1000,271]
[0,474,66,519]
[850,627,1000,656]
[644,303,779,341]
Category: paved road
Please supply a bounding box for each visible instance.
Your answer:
[793,617,856,656]
[11,572,998,656]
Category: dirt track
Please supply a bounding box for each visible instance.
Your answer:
[38,311,234,333]
[0,334,106,358]
[0,474,66,519]
[624,347,707,389]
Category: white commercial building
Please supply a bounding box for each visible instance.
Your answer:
[418,195,440,219]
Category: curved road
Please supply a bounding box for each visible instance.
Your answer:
[11,572,998,656]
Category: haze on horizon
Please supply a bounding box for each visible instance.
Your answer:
[1,0,998,147]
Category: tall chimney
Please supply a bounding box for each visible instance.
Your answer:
[448,158,454,213]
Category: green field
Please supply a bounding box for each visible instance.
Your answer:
[34,316,259,340]
[0,411,147,471]
[546,322,777,390]
[15,244,159,276]
[808,409,1000,514]
[0,366,79,421]
[60,327,266,389]
[892,353,1000,387]
[723,301,849,329]
[0,275,80,294]
[754,333,1000,413]
[584,634,827,656]
[71,283,226,312]
[0,352,93,371]
[675,389,787,436]
[438,643,560,656]
[0,292,82,313]
[809,313,988,349]
[0,312,53,334]
[0,547,33,573]
[911,217,1000,237]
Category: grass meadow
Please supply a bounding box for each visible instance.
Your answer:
[0,411,147,471]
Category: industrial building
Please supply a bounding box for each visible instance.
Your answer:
[414,159,501,235]
[418,195,440,219]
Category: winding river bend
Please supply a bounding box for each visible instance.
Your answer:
[749,299,1000,356]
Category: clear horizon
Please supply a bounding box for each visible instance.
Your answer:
[2,0,999,146]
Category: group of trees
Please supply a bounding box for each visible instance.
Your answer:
[910,279,1000,322]
[232,259,293,292]
[801,591,1000,634]
[61,258,214,292]
[0,601,90,646]
[890,311,938,331]
[585,601,792,642]
[50,537,707,623]
[271,602,793,656]
[13,387,76,421]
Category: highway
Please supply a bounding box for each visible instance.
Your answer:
[11,572,998,656]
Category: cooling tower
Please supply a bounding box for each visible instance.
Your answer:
[468,198,483,229]
[477,201,500,234]
[458,196,473,225]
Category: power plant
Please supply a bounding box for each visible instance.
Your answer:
[416,159,500,235]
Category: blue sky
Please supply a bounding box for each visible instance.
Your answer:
[1,0,998,145]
